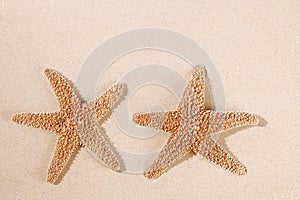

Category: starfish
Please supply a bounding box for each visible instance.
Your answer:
[133,66,259,179]
[12,69,123,183]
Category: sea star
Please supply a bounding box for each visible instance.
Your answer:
[133,66,259,179]
[12,69,122,183]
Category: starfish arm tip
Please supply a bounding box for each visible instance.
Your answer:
[228,162,247,175]
[11,113,28,124]
[11,113,19,123]
[44,68,58,82]
[44,68,61,82]
[132,113,148,126]
[46,174,57,184]
[132,113,138,121]
[244,113,259,126]
[109,159,122,172]
[194,65,207,76]
[144,170,162,179]
[44,68,53,76]
[111,82,124,100]
[114,82,124,91]
[132,113,139,122]
[101,158,122,173]
[253,115,259,125]
[114,167,121,172]
[237,165,247,175]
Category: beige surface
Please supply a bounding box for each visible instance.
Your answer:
[1,1,300,199]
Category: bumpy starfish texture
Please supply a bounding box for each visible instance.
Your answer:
[133,66,259,179]
[12,69,123,183]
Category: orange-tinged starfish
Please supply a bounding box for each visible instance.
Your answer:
[12,69,123,183]
[133,66,259,179]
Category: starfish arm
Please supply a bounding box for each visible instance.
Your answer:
[44,68,81,115]
[178,66,206,111]
[206,111,258,135]
[177,67,207,121]
[79,124,121,171]
[193,137,247,175]
[145,130,194,179]
[47,134,80,183]
[12,112,64,134]
[93,83,124,120]
[133,111,181,133]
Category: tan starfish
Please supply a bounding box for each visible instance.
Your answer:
[12,69,123,183]
[133,66,259,179]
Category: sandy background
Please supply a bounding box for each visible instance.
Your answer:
[1,1,299,199]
